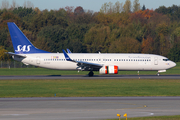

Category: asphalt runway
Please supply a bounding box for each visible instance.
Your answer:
[0,97,180,120]
[0,75,180,80]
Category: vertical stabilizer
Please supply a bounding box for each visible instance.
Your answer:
[7,22,49,54]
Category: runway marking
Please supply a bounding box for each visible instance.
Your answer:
[150,113,154,115]
[2,114,29,116]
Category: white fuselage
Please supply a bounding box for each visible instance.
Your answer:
[13,53,176,71]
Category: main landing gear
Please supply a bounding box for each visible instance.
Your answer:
[88,71,94,77]
[157,73,160,76]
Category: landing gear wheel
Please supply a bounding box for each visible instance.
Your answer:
[157,73,160,76]
[88,71,94,77]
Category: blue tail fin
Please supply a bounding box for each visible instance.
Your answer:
[7,22,50,54]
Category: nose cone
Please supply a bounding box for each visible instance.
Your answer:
[171,61,176,68]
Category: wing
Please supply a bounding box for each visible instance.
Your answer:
[62,50,103,71]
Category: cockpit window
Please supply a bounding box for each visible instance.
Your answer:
[163,59,170,61]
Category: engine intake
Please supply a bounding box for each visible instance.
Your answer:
[99,65,118,74]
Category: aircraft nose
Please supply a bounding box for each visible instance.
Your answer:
[172,61,176,67]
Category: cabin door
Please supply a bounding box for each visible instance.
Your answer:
[154,57,158,65]
[36,56,40,65]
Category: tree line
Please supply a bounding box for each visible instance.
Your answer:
[0,0,180,62]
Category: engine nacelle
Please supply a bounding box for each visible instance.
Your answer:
[99,65,118,74]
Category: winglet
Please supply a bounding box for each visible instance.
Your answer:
[62,49,72,61]
[67,48,72,53]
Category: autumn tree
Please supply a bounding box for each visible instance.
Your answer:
[100,2,109,13]
[1,0,9,9]
[123,0,131,13]
[109,37,141,53]
[23,0,34,9]
[1,2,180,62]
[13,7,34,18]
[34,7,41,14]
[11,0,19,9]
[156,22,171,56]
[0,28,8,48]
[168,26,180,61]
[133,0,140,12]
[64,6,74,22]
[74,6,84,15]
[171,27,180,45]
[113,1,123,13]
[84,25,111,53]
[155,5,180,21]
[95,13,113,25]
[141,36,154,53]
[168,40,180,62]
[74,7,94,24]
[37,25,66,52]
[100,1,123,14]
[33,36,51,52]
[0,46,10,61]
[100,2,114,13]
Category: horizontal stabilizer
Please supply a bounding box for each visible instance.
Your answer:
[6,52,26,58]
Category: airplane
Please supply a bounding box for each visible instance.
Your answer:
[6,22,176,76]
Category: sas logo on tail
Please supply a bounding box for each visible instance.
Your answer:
[15,45,31,52]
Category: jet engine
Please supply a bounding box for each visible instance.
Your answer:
[99,65,118,74]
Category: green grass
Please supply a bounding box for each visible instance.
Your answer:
[0,62,179,76]
[108,115,180,120]
[0,68,89,76]
[0,79,180,97]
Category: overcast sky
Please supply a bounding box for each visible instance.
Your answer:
[2,0,180,12]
